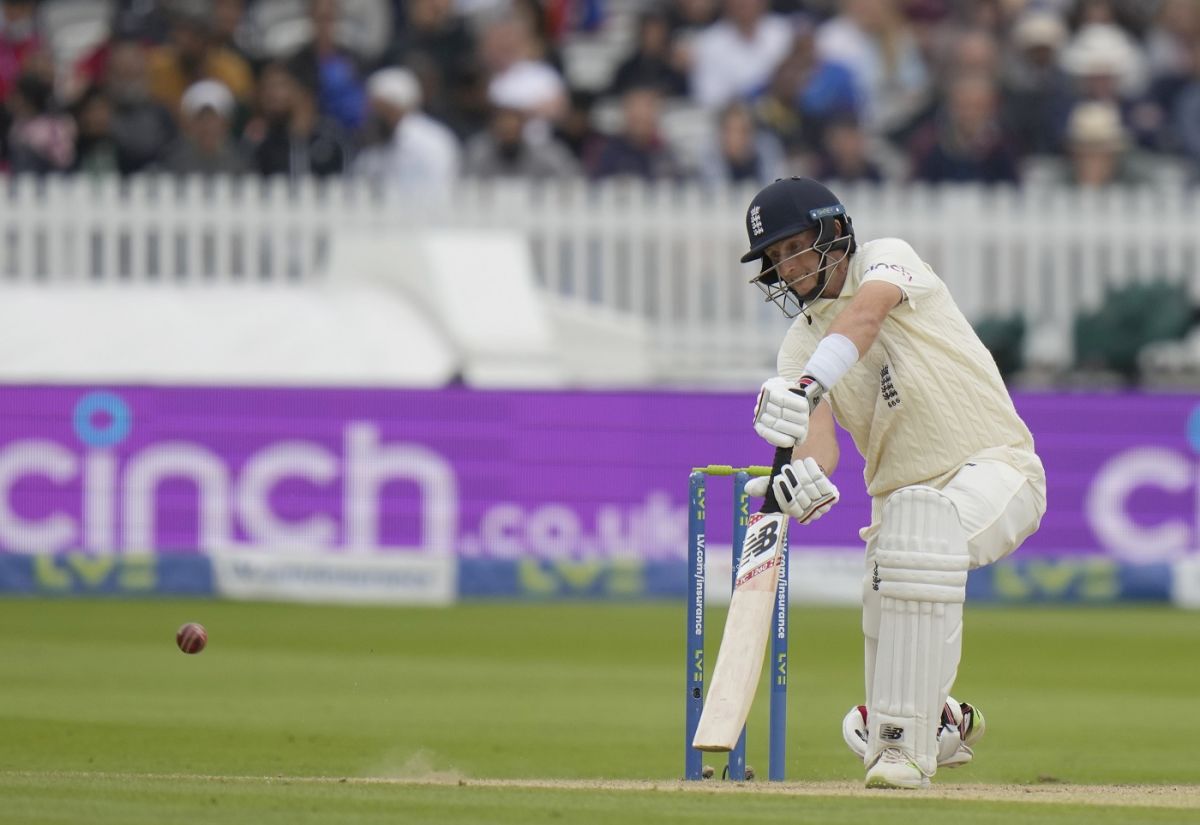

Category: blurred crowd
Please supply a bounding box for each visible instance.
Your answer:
[2,0,1200,188]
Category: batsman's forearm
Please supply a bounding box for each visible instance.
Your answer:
[791,405,839,476]
[792,441,838,477]
[824,280,904,357]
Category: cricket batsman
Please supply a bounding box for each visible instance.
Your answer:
[740,177,1047,789]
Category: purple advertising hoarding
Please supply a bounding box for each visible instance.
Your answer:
[0,387,1196,563]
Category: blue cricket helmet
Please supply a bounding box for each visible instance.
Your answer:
[740,177,855,267]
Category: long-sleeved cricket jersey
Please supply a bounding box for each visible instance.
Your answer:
[777,237,1041,501]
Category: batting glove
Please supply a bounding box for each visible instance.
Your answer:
[753,376,813,449]
[744,457,839,525]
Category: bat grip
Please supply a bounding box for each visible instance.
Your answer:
[761,446,792,515]
[761,389,820,516]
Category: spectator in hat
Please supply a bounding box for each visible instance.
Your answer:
[1061,22,1151,145]
[244,60,350,179]
[1000,10,1075,157]
[161,79,251,175]
[478,16,566,125]
[461,78,578,180]
[1035,101,1153,187]
[147,4,254,119]
[354,67,460,193]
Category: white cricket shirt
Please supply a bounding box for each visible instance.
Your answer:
[777,238,1040,499]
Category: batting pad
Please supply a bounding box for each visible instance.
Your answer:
[867,487,968,776]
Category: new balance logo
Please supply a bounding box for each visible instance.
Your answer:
[872,562,881,591]
[880,724,904,741]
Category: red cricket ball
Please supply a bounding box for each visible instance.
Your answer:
[176,622,207,654]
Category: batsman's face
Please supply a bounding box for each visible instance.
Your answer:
[764,229,822,290]
[762,225,848,298]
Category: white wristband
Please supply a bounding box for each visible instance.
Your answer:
[801,333,859,391]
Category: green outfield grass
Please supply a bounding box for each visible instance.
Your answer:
[1,600,1197,824]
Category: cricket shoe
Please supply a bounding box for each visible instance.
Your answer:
[865,747,930,790]
[842,698,985,769]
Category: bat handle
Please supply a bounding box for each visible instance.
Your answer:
[760,445,792,515]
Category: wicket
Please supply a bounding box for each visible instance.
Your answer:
[685,465,789,782]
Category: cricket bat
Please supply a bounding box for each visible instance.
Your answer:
[692,444,793,752]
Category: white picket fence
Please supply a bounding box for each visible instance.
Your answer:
[2,175,1198,380]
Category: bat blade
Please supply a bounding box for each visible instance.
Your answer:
[692,509,790,751]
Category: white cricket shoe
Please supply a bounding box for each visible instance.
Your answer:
[865,747,930,789]
[841,698,986,769]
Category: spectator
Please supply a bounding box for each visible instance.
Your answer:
[1061,22,1149,145]
[608,9,688,98]
[909,73,1018,184]
[812,115,884,183]
[1058,101,1153,187]
[554,89,604,167]
[354,67,460,193]
[104,39,178,173]
[752,29,860,163]
[1137,0,1200,153]
[893,25,1001,148]
[901,0,950,69]
[511,0,565,70]
[71,86,121,175]
[244,61,349,179]
[161,80,251,175]
[668,0,720,43]
[1145,0,1200,88]
[816,0,931,138]
[688,0,793,109]
[1000,10,1074,157]
[376,0,478,137]
[590,85,687,181]
[478,16,567,125]
[0,0,40,105]
[289,0,368,131]
[5,72,75,172]
[461,83,579,180]
[1170,39,1200,171]
[667,0,721,76]
[147,5,255,119]
[70,6,163,98]
[212,0,259,67]
[697,101,786,185]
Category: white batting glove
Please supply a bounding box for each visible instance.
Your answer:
[744,457,839,525]
[753,376,811,449]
